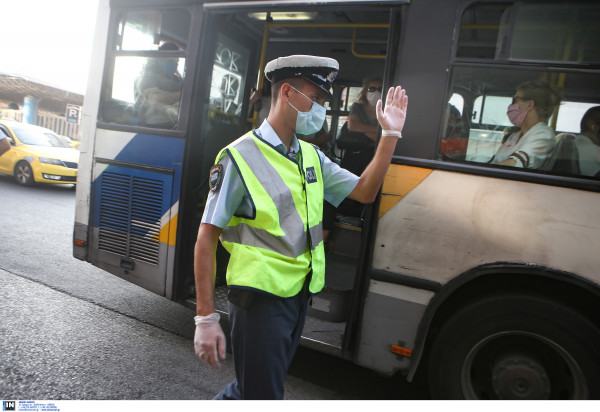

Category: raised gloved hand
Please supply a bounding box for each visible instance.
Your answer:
[194,313,226,370]
[376,86,408,138]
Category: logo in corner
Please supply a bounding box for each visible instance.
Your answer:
[209,164,223,193]
[305,166,317,184]
[3,401,16,411]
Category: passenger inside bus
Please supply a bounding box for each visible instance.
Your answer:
[337,77,381,216]
[440,103,469,160]
[348,77,383,142]
[249,77,272,126]
[574,106,600,177]
[490,79,560,169]
[134,42,183,128]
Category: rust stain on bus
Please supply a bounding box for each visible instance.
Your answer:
[379,165,432,218]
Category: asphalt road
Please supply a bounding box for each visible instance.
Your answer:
[0,174,428,400]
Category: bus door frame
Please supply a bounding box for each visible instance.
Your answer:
[174,4,260,301]
[342,7,404,352]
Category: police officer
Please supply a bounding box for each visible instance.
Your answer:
[193,55,408,400]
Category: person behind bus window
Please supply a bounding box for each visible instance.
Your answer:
[440,103,468,160]
[249,77,272,126]
[491,79,560,169]
[573,106,600,177]
[337,77,383,216]
[134,42,183,128]
[340,77,382,178]
[347,77,383,142]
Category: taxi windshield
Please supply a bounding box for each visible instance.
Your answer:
[12,125,70,148]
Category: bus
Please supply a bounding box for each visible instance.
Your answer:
[74,0,600,399]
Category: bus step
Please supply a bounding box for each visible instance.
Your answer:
[307,287,352,323]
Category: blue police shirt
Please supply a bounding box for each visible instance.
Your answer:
[202,120,360,228]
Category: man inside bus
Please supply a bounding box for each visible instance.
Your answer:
[573,106,600,177]
[193,55,407,400]
[491,80,560,169]
[134,41,183,128]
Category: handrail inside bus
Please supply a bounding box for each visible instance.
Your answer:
[351,28,386,59]
[267,22,389,60]
[248,20,390,125]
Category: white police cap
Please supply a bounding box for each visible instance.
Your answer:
[264,55,339,99]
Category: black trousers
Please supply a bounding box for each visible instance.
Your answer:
[213,283,310,400]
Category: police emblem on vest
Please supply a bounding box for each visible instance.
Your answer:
[305,166,317,184]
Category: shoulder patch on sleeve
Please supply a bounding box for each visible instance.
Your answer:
[209,164,223,193]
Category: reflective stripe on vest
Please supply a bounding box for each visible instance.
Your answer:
[219,131,325,297]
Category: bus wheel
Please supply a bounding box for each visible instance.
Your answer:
[14,161,35,186]
[428,294,600,400]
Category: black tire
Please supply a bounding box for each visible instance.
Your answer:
[14,161,35,186]
[428,294,600,399]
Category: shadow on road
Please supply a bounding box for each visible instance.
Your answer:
[0,174,76,193]
[289,346,430,400]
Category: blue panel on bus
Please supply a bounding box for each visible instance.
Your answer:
[113,133,185,170]
[92,166,173,237]
[91,132,185,243]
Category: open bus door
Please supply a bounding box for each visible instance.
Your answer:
[176,2,399,356]
[174,10,259,302]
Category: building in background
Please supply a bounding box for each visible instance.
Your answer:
[0,73,83,140]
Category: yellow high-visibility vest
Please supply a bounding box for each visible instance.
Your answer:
[217,131,325,297]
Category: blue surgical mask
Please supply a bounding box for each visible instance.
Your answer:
[288,86,326,135]
[161,60,178,75]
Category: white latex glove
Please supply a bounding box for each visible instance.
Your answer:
[376,86,408,137]
[194,313,226,370]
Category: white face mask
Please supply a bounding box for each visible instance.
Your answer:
[367,91,382,107]
[288,86,326,135]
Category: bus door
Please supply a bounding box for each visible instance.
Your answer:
[175,9,258,301]
[177,2,399,354]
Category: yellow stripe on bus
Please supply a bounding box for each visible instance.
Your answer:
[154,214,178,246]
[379,165,432,218]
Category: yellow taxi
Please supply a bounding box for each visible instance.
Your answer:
[0,120,79,186]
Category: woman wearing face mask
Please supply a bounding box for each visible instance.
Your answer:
[347,77,384,142]
[134,41,183,128]
[336,77,383,216]
[491,80,560,169]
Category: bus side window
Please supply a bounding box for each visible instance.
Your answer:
[101,9,190,130]
[440,1,600,178]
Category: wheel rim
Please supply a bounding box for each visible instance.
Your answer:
[16,163,32,184]
[461,331,588,399]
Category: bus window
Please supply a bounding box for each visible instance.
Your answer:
[442,67,600,171]
[441,1,600,177]
[207,34,250,122]
[118,10,190,51]
[200,31,253,174]
[508,3,600,64]
[457,2,600,64]
[556,102,599,134]
[101,9,190,129]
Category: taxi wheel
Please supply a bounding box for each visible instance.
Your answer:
[14,161,35,186]
[428,294,600,399]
